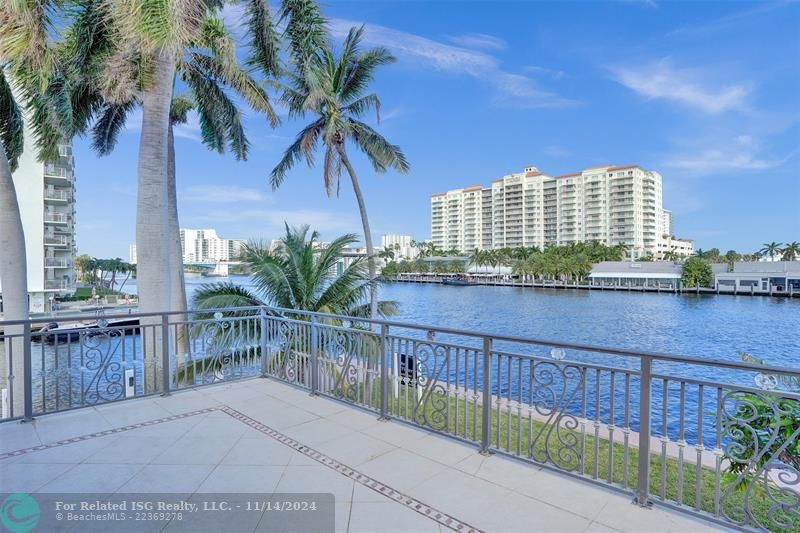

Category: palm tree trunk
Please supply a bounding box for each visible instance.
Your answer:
[167,123,189,362]
[137,52,175,314]
[337,145,378,320]
[136,51,175,392]
[0,142,29,414]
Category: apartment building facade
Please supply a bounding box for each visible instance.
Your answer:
[179,229,245,263]
[431,164,680,259]
[0,141,77,314]
[380,234,418,259]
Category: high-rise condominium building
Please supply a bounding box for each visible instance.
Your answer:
[380,234,418,259]
[179,229,245,263]
[0,140,77,314]
[431,164,681,259]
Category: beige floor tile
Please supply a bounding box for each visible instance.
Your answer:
[358,448,447,492]
[196,464,285,493]
[37,463,142,493]
[348,501,441,533]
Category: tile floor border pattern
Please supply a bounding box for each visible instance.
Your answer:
[1,403,484,533]
[220,406,484,533]
[0,407,217,460]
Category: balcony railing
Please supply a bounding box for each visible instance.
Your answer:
[43,279,69,289]
[44,213,69,224]
[44,258,69,268]
[0,307,797,532]
[44,165,72,179]
[43,235,68,246]
[44,189,70,202]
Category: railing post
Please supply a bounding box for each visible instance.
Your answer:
[635,355,653,507]
[310,315,319,395]
[480,335,493,455]
[22,322,33,422]
[160,314,171,396]
[379,324,390,421]
[260,307,268,377]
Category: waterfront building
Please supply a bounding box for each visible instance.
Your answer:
[0,138,76,314]
[129,243,137,264]
[715,261,800,292]
[656,237,694,259]
[431,164,689,260]
[180,229,245,263]
[588,261,683,289]
[381,234,418,259]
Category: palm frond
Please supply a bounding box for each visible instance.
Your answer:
[340,46,395,104]
[91,99,138,155]
[347,118,409,174]
[184,51,279,128]
[342,93,380,121]
[182,59,248,158]
[0,70,24,171]
[170,93,194,125]
[0,0,57,73]
[244,0,281,77]
[191,282,265,310]
[270,118,324,189]
[279,0,327,67]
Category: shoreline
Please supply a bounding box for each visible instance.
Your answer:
[390,276,800,298]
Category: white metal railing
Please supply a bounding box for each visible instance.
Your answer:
[44,190,70,201]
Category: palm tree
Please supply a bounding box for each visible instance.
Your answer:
[193,224,398,318]
[78,0,280,316]
[759,242,783,261]
[782,242,800,261]
[1,2,73,412]
[272,24,409,321]
[377,247,394,261]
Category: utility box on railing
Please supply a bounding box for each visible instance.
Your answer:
[124,369,135,398]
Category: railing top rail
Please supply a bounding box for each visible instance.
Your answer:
[1,304,797,377]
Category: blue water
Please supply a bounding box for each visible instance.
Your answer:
[38,275,800,446]
[139,274,800,365]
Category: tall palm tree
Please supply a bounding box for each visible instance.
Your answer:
[1,1,73,412]
[193,224,398,317]
[782,241,800,261]
[65,0,278,317]
[759,242,783,261]
[272,25,409,321]
[80,1,280,316]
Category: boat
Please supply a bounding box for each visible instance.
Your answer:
[40,318,141,344]
[442,276,475,286]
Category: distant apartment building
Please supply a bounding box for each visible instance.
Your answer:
[129,243,137,264]
[129,229,245,265]
[0,138,77,314]
[180,229,245,263]
[380,234,418,259]
[431,164,690,259]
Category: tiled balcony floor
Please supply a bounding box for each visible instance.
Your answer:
[0,378,722,532]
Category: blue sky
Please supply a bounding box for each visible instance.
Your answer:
[73,0,800,258]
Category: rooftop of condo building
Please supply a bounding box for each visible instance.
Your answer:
[431,164,648,197]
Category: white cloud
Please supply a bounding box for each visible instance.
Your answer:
[447,33,507,50]
[173,111,203,143]
[609,59,750,114]
[185,208,360,239]
[664,136,797,175]
[522,65,565,80]
[542,145,571,157]
[329,18,575,109]
[182,185,270,203]
[123,108,204,144]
